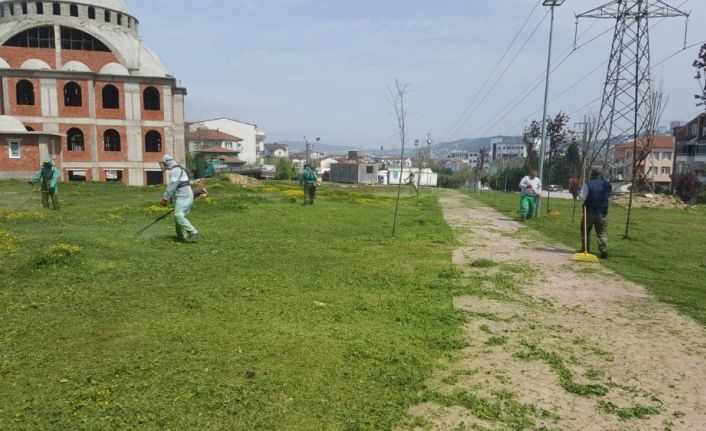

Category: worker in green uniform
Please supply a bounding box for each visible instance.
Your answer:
[300,164,318,205]
[29,158,60,210]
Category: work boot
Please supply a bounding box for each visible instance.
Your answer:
[174,237,187,243]
[600,251,608,259]
[187,233,201,243]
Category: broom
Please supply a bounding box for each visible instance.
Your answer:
[572,205,599,263]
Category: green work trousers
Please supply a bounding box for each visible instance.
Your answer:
[42,189,59,210]
[304,183,316,205]
[581,211,608,253]
[519,194,536,220]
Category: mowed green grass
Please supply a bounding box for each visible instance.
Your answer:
[0,180,464,430]
[470,190,706,326]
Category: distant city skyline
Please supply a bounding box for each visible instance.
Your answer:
[129,0,706,149]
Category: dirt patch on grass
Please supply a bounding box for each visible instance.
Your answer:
[398,191,706,431]
[227,173,262,187]
[612,193,687,209]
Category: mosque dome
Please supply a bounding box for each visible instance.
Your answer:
[71,0,131,14]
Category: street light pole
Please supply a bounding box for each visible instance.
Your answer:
[537,0,564,216]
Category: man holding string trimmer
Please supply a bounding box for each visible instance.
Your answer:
[578,168,612,259]
[159,154,200,243]
[29,158,60,210]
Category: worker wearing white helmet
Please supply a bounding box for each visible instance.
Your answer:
[159,154,200,242]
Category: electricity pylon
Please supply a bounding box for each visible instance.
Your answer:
[575,0,689,171]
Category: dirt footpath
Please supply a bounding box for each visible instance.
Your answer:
[399,191,706,431]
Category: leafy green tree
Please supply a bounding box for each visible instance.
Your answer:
[275,158,297,180]
[490,166,526,192]
[523,120,541,170]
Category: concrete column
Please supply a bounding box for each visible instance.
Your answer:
[54,24,61,69]
[127,125,142,162]
[2,77,9,114]
[124,83,140,121]
[40,78,58,117]
[163,86,173,122]
[129,168,144,186]
[87,78,99,180]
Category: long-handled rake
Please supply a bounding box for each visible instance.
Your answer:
[135,209,174,237]
[572,206,599,263]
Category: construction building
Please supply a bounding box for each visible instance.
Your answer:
[0,0,186,185]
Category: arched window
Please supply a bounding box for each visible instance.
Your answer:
[104,10,110,22]
[21,2,28,14]
[104,129,121,152]
[64,82,82,107]
[67,128,84,152]
[102,85,119,109]
[9,3,14,15]
[60,27,110,51]
[117,13,122,25]
[87,6,95,19]
[145,130,162,152]
[4,26,55,48]
[25,126,35,131]
[52,2,60,15]
[36,2,43,14]
[69,4,78,17]
[16,80,35,105]
[143,86,160,111]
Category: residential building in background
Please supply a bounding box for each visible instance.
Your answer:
[0,0,186,185]
[186,127,243,153]
[263,143,288,159]
[188,118,265,165]
[613,136,675,188]
[186,126,244,178]
[491,137,526,161]
[673,113,706,184]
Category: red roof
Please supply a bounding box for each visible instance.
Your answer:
[187,128,243,142]
[614,136,674,150]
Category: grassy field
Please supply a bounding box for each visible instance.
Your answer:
[470,190,706,326]
[0,179,468,430]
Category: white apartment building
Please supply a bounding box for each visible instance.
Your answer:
[188,118,265,165]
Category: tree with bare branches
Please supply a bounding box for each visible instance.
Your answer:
[624,89,668,239]
[388,79,410,236]
[693,43,706,108]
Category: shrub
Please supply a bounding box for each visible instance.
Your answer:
[671,172,703,203]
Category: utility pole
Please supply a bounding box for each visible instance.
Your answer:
[304,136,320,167]
[537,0,565,216]
[576,0,688,239]
[304,136,310,167]
[575,0,688,172]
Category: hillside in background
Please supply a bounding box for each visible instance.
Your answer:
[281,135,524,157]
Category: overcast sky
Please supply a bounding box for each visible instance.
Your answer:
[127,0,705,149]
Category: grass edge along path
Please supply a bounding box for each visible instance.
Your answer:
[468,190,706,327]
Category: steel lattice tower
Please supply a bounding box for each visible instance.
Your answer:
[575,0,688,170]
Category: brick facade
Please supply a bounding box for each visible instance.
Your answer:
[0,0,187,186]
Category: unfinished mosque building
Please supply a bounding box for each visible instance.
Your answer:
[0,0,186,186]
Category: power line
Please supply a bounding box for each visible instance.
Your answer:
[493,1,694,137]
[469,21,611,138]
[442,0,543,141]
[446,9,550,141]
